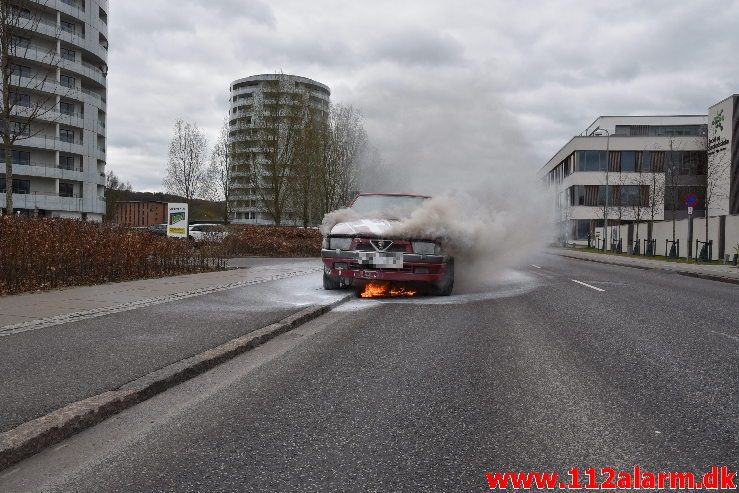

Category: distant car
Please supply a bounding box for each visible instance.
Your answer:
[321,193,454,295]
[188,223,229,242]
[147,223,167,236]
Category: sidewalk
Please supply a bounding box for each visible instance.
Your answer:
[0,258,321,328]
[551,248,739,284]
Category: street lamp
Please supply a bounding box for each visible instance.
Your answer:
[590,127,610,250]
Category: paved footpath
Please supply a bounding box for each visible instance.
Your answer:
[0,257,320,328]
[552,248,739,283]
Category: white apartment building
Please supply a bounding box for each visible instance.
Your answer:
[539,115,708,246]
[1,0,108,221]
[227,74,330,224]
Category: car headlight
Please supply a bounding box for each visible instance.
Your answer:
[329,237,353,250]
[412,241,438,255]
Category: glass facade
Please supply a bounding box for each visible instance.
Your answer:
[576,150,607,171]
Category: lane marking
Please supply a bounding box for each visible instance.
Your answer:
[0,268,322,338]
[710,330,739,343]
[530,264,542,269]
[571,279,605,292]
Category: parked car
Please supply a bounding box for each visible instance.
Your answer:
[147,223,168,236]
[321,193,454,295]
[188,223,229,242]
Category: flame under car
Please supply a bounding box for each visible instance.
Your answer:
[321,193,454,296]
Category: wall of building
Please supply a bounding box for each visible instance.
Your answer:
[0,0,108,219]
[616,214,739,260]
[114,202,166,227]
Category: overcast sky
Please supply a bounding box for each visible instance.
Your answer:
[107,0,739,192]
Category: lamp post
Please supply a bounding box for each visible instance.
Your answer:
[591,127,610,250]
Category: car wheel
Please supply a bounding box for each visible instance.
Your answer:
[433,260,454,296]
[323,272,342,290]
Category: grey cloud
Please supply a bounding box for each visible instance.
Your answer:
[105,1,739,192]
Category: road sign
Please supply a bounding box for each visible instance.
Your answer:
[167,203,188,238]
[684,194,699,208]
[688,206,694,215]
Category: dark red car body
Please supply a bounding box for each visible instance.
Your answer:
[321,193,454,294]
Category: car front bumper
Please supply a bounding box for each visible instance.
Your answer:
[321,249,450,283]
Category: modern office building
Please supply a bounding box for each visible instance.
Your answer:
[227,74,330,224]
[539,115,708,244]
[0,0,108,221]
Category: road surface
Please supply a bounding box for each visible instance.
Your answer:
[1,254,737,492]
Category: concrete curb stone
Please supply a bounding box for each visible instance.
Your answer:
[0,293,353,471]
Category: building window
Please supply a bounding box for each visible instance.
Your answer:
[619,185,643,206]
[10,92,31,107]
[9,121,30,137]
[0,178,31,194]
[11,36,31,49]
[576,150,607,171]
[641,151,651,172]
[1,149,31,165]
[61,48,76,61]
[60,20,76,35]
[620,151,637,172]
[60,101,75,115]
[59,155,75,170]
[60,75,76,88]
[11,64,31,78]
[60,129,75,143]
[59,182,74,197]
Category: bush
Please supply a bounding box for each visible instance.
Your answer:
[224,225,321,257]
[0,216,226,295]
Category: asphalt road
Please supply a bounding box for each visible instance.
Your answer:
[2,254,737,492]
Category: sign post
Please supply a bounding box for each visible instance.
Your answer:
[167,203,188,238]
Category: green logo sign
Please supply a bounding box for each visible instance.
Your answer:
[712,109,725,132]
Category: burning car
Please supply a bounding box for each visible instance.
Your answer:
[321,193,454,296]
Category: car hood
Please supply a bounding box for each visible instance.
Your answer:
[330,219,397,237]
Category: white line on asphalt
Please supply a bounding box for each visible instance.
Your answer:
[0,268,323,338]
[530,264,542,269]
[710,330,739,343]
[571,279,605,292]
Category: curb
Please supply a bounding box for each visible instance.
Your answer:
[0,294,352,471]
[553,252,739,285]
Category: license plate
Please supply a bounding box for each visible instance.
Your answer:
[358,251,403,268]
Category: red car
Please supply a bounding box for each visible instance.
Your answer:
[321,193,454,296]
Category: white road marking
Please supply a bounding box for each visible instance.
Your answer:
[530,264,542,269]
[571,279,605,292]
[710,330,739,343]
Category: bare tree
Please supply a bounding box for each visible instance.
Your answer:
[237,75,308,226]
[663,137,682,243]
[622,171,650,251]
[646,155,665,249]
[289,104,323,226]
[206,119,233,223]
[163,119,208,204]
[1,1,65,214]
[316,103,367,215]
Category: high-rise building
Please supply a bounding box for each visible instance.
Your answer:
[1,0,108,221]
[228,74,330,224]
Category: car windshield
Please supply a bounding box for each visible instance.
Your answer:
[350,195,427,219]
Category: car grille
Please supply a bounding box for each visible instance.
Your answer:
[355,240,408,252]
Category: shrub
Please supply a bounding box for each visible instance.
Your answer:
[224,225,321,257]
[0,216,225,295]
